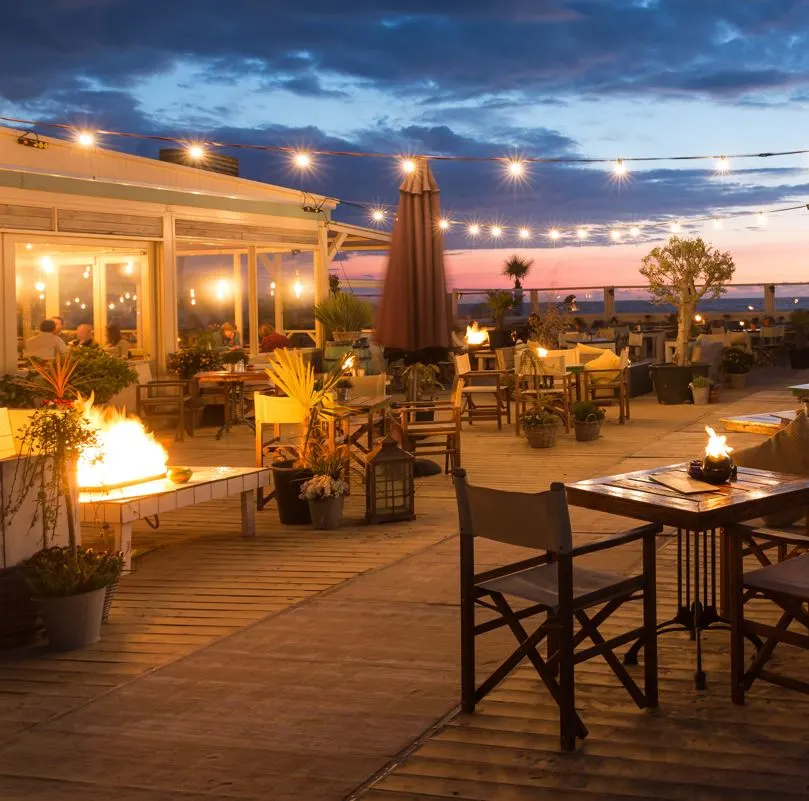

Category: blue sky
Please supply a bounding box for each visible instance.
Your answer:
[1,1,809,286]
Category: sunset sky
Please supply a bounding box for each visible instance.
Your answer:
[1,1,808,290]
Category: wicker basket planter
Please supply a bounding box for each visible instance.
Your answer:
[525,423,558,449]
[574,418,603,442]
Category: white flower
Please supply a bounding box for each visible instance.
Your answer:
[300,474,348,500]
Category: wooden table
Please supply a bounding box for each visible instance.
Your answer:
[566,463,809,688]
[196,370,270,439]
[721,410,796,435]
[472,350,499,370]
[333,395,392,472]
[80,466,270,571]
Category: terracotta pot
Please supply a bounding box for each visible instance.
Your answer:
[308,496,344,530]
[36,587,106,651]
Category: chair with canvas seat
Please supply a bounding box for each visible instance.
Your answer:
[453,352,510,429]
[454,470,660,751]
[754,326,786,366]
[628,331,644,361]
[136,378,197,442]
[514,349,573,433]
[582,347,631,423]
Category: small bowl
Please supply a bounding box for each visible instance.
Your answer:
[168,467,194,484]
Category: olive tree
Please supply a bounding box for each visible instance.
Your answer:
[640,236,735,366]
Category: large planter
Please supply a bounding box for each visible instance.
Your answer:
[36,587,106,651]
[332,331,362,343]
[525,424,557,449]
[574,419,603,442]
[727,373,748,390]
[308,496,344,530]
[270,460,313,525]
[650,363,710,405]
[790,348,809,369]
[0,567,42,648]
[691,386,710,405]
[488,329,511,349]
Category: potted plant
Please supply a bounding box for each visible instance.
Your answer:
[689,375,713,405]
[335,377,353,403]
[167,346,223,379]
[640,236,735,404]
[8,401,123,650]
[221,348,248,372]
[299,447,349,530]
[572,401,605,442]
[263,349,352,525]
[502,254,534,314]
[520,406,559,448]
[401,363,442,404]
[722,347,754,389]
[529,301,572,349]
[486,290,514,348]
[789,310,809,369]
[314,292,374,342]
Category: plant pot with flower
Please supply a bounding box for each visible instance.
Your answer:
[689,375,713,405]
[520,407,559,449]
[722,347,754,389]
[572,401,606,442]
[299,448,349,530]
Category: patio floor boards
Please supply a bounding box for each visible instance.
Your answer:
[0,368,808,800]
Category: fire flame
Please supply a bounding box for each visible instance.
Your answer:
[77,397,169,490]
[465,322,489,346]
[704,426,733,460]
[537,347,549,358]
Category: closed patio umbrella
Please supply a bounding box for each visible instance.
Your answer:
[375,158,449,353]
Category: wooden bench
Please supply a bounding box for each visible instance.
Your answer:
[721,410,797,435]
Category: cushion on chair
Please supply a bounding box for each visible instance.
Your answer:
[584,349,622,383]
[733,411,809,526]
[743,553,809,596]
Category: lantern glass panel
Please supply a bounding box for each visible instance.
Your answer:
[374,462,410,516]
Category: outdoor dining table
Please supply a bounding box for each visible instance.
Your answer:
[566,463,809,689]
[196,370,271,440]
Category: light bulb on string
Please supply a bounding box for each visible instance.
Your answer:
[38,293,44,300]
[119,295,124,303]
[108,303,115,310]
[505,159,525,181]
[292,151,312,169]
[713,217,723,230]
[670,221,682,233]
[293,272,303,299]
[613,159,628,178]
[123,261,133,275]
[34,280,45,292]
[438,218,450,231]
[629,226,641,238]
[549,228,561,241]
[610,229,622,242]
[40,256,54,273]
[371,208,386,223]
[757,211,768,226]
[187,143,205,161]
[25,243,32,250]
[518,227,531,240]
[490,225,503,239]
[577,227,588,240]
[468,223,481,237]
[74,296,80,303]
[400,158,416,174]
[77,130,96,148]
[714,155,730,174]
[80,303,86,310]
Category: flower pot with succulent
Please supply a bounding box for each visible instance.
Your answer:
[572,401,606,442]
[722,347,754,389]
[641,236,735,403]
[520,407,559,449]
[299,447,349,531]
[689,375,713,405]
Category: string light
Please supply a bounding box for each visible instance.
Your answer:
[25,243,32,250]
[518,227,531,240]
[34,280,45,292]
[40,256,54,273]
[400,158,416,174]
[714,155,730,174]
[468,223,481,237]
[490,225,503,238]
[438,218,450,231]
[123,261,133,275]
[77,130,95,148]
[292,151,312,169]
[38,293,45,300]
[694,314,704,323]
[629,226,641,238]
[80,303,86,310]
[505,159,524,178]
[132,294,137,301]
[713,217,723,230]
[187,143,205,161]
[371,208,386,222]
[74,296,80,303]
[577,227,588,240]
[670,221,682,233]
[293,271,303,298]
[549,228,561,240]
[216,279,229,300]
[613,159,628,177]
[108,302,115,310]
[757,211,768,226]
[610,229,622,241]
[119,295,125,303]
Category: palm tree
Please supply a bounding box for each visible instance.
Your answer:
[502,254,534,290]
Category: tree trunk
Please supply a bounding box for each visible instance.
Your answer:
[677,302,695,366]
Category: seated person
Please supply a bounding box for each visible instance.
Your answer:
[25,319,67,359]
[51,315,66,341]
[104,323,131,359]
[259,323,292,352]
[216,322,241,350]
[70,322,96,348]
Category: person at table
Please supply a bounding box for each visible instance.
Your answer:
[259,323,291,352]
[25,319,67,359]
[51,315,66,340]
[70,323,96,348]
[104,323,131,359]
[216,322,241,350]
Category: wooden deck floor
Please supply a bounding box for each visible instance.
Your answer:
[1,366,808,800]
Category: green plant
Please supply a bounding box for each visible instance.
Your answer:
[221,348,248,365]
[486,290,514,329]
[329,273,341,295]
[401,362,442,401]
[67,348,138,403]
[520,407,559,429]
[529,301,572,348]
[167,347,223,379]
[689,375,714,388]
[640,236,735,366]
[314,292,373,336]
[0,374,38,408]
[304,443,348,479]
[722,347,754,374]
[20,546,123,598]
[572,400,605,422]
[502,254,534,290]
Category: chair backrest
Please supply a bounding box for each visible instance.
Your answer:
[453,469,572,553]
[495,347,515,371]
[454,353,472,375]
[700,333,726,345]
[598,327,615,340]
[539,349,569,377]
[349,374,386,397]
[628,332,643,348]
[725,331,751,351]
[619,347,630,368]
[253,394,306,425]
[761,326,785,340]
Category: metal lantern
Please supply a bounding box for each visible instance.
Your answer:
[365,435,415,524]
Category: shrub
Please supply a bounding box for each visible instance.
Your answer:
[314,293,374,336]
[167,347,223,379]
[0,374,38,408]
[690,375,714,388]
[520,407,559,429]
[722,347,754,375]
[20,546,123,598]
[572,400,605,422]
[221,348,248,365]
[68,347,138,403]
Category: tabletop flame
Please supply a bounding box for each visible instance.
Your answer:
[77,397,169,490]
[465,322,489,346]
[704,426,733,460]
[537,346,549,358]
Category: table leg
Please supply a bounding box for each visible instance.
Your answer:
[241,489,256,538]
[726,525,745,704]
[108,521,133,573]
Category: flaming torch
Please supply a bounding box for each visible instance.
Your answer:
[465,322,489,351]
[700,426,736,484]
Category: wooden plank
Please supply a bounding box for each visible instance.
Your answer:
[56,208,163,237]
[0,203,53,231]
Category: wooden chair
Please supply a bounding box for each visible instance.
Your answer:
[582,348,631,424]
[135,380,196,442]
[346,373,387,398]
[754,326,786,366]
[494,347,515,372]
[628,331,644,361]
[514,350,573,433]
[454,470,660,751]
[453,353,510,429]
[395,384,462,473]
[728,524,809,704]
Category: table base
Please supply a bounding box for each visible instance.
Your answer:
[216,382,256,440]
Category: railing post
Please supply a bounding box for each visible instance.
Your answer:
[451,290,460,323]
[530,289,539,314]
[764,284,776,316]
[604,287,616,320]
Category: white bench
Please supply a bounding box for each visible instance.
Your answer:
[80,466,270,571]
